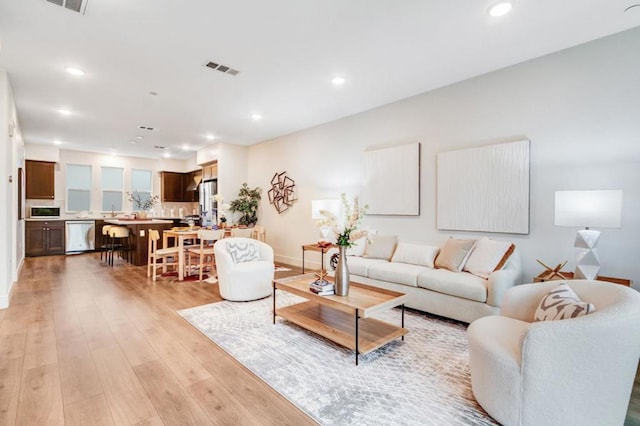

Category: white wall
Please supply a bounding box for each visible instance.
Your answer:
[247,27,640,288]
[0,70,25,309]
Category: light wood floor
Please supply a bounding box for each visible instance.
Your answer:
[0,253,315,425]
[2,253,639,425]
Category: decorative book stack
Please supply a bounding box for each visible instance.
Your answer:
[309,280,334,296]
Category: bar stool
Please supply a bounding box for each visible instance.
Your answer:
[99,225,114,262]
[108,226,130,266]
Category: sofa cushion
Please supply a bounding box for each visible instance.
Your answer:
[534,282,596,321]
[364,234,398,260]
[417,268,487,302]
[368,262,430,287]
[347,236,367,256]
[344,256,388,277]
[435,238,476,272]
[391,242,440,268]
[463,237,516,279]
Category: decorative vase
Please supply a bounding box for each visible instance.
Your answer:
[335,246,350,296]
[137,211,148,220]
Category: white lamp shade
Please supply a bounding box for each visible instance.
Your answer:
[554,190,623,228]
[311,199,341,219]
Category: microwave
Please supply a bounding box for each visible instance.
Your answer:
[30,206,61,218]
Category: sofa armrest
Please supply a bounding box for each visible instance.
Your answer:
[487,269,519,307]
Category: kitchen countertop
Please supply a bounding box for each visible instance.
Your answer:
[25,216,189,222]
[105,219,173,225]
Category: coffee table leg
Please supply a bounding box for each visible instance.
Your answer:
[401,304,405,341]
[355,311,359,366]
[272,283,276,324]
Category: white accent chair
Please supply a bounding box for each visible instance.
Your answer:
[468,280,640,426]
[214,237,274,301]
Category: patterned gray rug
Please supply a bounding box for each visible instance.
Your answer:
[178,292,497,426]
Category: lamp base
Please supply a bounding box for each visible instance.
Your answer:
[574,229,600,280]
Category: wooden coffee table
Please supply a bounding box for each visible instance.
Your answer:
[272,273,408,365]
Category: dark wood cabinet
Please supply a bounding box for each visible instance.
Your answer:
[161,172,185,202]
[161,171,201,202]
[25,160,55,199]
[25,220,65,256]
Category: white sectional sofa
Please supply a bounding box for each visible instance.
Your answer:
[327,236,522,323]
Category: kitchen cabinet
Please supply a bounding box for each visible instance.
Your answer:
[202,162,218,180]
[25,220,65,256]
[26,160,55,199]
[161,172,185,202]
[161,171,201,202]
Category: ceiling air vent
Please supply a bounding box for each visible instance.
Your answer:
[46,0,88,14]
[138,125,155,131]
[206,61,240,76]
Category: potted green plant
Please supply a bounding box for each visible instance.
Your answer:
[229,183,262,226]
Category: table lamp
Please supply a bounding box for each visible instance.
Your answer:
[554,190,623,280]
[311,199,341,243]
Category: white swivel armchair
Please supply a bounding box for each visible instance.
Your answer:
[214,237,274,301]
[468,280,640,426]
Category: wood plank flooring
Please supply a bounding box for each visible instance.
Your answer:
[2,253,640,425]
[1,253,314,426]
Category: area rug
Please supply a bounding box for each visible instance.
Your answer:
[178,293,497,426]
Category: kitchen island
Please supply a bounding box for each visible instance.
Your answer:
[102,219,173,266]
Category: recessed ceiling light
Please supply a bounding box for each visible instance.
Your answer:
[58,109,72,116]
[182,144,190,151]
[65,67,85,76]
[206,134,215,141]
[488,1,513,17]
[135,135,144,140]
[251,113,263,121]
[53,140,62,145]
[129,140,137,144]
[331,76,345,85]
[163,152,171,158]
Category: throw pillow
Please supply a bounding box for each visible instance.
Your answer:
[226,241,262,263]
[347,229,376,257]
[363,235,398,260]
[534,282,596,321]
[463,237,516,279]
[391,242,440,268]
[434,238,476,272]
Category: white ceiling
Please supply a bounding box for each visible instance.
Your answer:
[1,0,639,160]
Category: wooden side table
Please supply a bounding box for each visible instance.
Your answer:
[301,243,337,274]
[533,271,632,287]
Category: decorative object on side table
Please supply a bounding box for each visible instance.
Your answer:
[535,259,569,281]
[311,199,341,242]
[554,190,623,280]
[126,191,159,219]
[318,193,368,296]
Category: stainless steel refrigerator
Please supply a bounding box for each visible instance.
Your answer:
[199,179,218,226]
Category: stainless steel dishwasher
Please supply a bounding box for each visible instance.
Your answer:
[65,220,96,253]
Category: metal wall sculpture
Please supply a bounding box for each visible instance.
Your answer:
[268,171,297,213]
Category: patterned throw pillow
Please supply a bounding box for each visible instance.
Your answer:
[226,241,262,263]
[534,282,596,321]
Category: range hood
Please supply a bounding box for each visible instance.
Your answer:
[186,173,202,191]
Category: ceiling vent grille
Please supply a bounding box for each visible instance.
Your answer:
[46,0,88,14]
[206,61,240,76]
